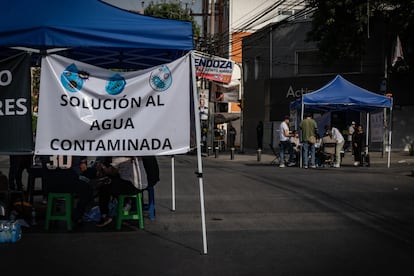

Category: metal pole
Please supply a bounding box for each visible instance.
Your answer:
[171,155,175,211]
[387,103,393,168]
[190,52,208,254]
[257,148,262,162]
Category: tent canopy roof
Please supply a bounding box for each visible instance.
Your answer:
[0,0,193,69]
[290,75,393,112]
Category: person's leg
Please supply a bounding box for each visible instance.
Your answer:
[302,142,309,167]
[98,183,111,217]
[310,143,316,167]
[353,145,361,165]
[335,140,345,166]
[73,180,93,222]
[287,143,295,164]
[279,142,286,166]
[110,177,138,195]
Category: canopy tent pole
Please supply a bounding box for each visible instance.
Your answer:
[387,103,393,168]
[300,96,304,168]
[170,155,176,211]
[190,51,208,254]
[366,112,370,155]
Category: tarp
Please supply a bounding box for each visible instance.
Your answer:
[0,0,193,69]
[290,75,393,112]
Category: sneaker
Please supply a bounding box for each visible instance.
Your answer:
[287,162,296,167]
[310,165,316,169]
[303,166,308,169]
[353,161,360,166]
[279,164,285,168]
[96,217,112,227]
[333,164,340,168]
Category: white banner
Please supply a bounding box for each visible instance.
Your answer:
[35,54,191,156]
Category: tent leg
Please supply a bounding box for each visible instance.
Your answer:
[387,106,393,168]
[171,155,175,211]
[190,52,208,254]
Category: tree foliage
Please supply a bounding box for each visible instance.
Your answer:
[144,3,200,38]
[306,0,414,67]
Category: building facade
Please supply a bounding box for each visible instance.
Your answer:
[242,19,414,151]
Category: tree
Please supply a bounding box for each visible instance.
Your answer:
[144,2,200,39]
[306,0,414,70]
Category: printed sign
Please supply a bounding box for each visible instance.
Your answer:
[35,54,191,156]
[194,53,234,84]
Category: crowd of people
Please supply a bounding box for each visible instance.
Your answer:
[7,154,159,228]
[277,114,368,169]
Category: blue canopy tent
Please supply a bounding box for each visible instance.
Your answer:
[0,0,210,254]
[0,0,193,69]
[290,75,393,167]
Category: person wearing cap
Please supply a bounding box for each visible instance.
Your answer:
[278,115,296,168]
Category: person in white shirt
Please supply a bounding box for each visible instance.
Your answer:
[331,126,345,167]
[278,115,295,167]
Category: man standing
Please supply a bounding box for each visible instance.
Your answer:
[228,123,237,148]
[279,115,295,168]
[300,113,318,169]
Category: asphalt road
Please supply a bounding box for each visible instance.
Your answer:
[1,152,414,276]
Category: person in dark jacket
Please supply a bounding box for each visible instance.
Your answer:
[352,125,366,166]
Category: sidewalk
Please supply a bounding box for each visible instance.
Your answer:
[199,148,414,167]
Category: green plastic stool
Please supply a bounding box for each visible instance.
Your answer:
[116,193,144,230]
[44,192,72,231]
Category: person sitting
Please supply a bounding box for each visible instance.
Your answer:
[290,130,300,164]
[320,129,337,167]
[41,155,94,225]
[95,156,159,227]
[278,115,295,168]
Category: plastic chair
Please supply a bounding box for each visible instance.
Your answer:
[116,193,144,230]
[269,143,280,165]
[44,192,72,231]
